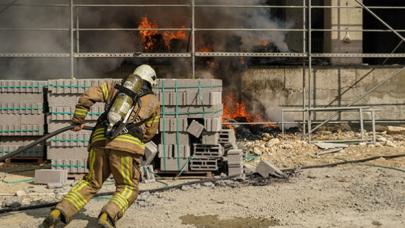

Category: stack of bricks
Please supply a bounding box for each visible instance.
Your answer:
[0,80,46,159]
[156,79,228,173]
[47,79,111,173]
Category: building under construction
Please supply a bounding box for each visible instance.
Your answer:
[0,1,405,227]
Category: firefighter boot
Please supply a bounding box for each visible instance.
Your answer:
[42,209,66,228]
[98,212,115,228]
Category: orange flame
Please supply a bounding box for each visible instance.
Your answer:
[198,46,214,52]
[138,17,187,50]
[138,17,159,51]
[223,92,256,122]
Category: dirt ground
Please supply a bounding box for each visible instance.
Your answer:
[0,132,404,228]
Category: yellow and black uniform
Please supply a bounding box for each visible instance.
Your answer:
[55,81,160,223]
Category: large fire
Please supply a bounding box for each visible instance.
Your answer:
[138,17,187,51]
[223,92,264,123]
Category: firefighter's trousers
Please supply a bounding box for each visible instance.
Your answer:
[56,147,141,223]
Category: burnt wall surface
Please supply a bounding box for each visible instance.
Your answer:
[242,66,405,123]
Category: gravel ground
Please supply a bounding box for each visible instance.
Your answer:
[0,131,404,228]
[0,165,404,228]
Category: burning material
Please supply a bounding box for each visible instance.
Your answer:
[223,92,264,123]
[138,16,187,51]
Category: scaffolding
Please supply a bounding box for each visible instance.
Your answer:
[0,0,404,141]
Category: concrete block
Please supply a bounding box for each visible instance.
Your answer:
[187,120,205,138]
[140,165,156,183]
[226,149,243,164]
[51,159,88,174]
[219,128,237,145]
[160,157,189,172]
[190,158,218,171]
[201,132,219,145]
[161,132,189,145]
[48,133,91,147]
[159,117,188,132]
[204,118,222,132]
[0,80,46,93]
[228,164,244,177]
[158,144,191,158]
[34,169,68,185]
[142,141,158,166]
[47,147,88,160]
[256,160,286,178]
[193,144,224,158]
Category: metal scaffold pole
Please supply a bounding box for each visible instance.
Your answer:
[70,0,74,78]
[307,0,313,141]
[191,0,196,79]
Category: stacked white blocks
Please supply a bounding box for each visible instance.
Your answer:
[0,81,46,158]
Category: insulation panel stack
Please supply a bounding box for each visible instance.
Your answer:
[0,80,46,158]
[47,79,113,173]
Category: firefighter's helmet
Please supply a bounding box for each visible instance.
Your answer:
[133,64,157,87]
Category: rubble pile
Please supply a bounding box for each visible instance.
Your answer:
[239,130,405,169]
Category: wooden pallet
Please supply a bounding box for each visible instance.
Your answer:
[4,157,44,165]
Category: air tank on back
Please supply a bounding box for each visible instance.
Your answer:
[106,74,143,134]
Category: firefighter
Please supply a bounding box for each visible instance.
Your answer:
[42,64,160,228]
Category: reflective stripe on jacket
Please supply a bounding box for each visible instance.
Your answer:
[72,81,160,155]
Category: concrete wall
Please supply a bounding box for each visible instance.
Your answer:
[241,66,405,123]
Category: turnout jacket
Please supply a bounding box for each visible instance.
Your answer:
[72,81,160,155]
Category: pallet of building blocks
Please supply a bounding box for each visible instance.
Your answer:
[0,80,46,93]
[47,147,89,160]
[160,157,189,172]
[0,137,45,158]
[201,132,220,145]
[47,132,91,147]
[47,79,117,95]
[51,159,88,174]
[161,132,189,145]
[190,158,219,171]
[193,144,224,158]
[158,145,191,158]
